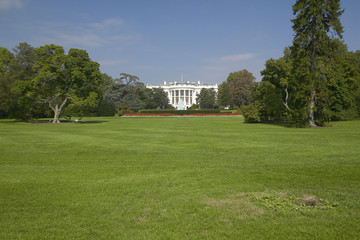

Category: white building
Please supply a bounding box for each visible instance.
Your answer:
[146,81,218,110]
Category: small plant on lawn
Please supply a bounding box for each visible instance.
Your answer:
[117,104,133,116]
[253,192,339,212]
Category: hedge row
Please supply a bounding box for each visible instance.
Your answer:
[138,109,222,114]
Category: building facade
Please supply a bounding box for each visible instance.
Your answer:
[146,81,218,110]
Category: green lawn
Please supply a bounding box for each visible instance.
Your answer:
[0,117,359,239]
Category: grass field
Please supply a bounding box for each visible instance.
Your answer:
[0,117,359,239]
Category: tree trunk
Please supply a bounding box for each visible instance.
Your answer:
[309,90,316,127]
[52,105,61,124]
[309,37,317,128]
[51,98,68,124]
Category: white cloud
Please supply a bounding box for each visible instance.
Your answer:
[32,18,141,48]
[0,0,23,10]
[89,18,123,31]
[53,32,107,47]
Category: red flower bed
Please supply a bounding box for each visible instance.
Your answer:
[123,113,240,117]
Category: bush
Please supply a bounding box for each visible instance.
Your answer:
[331,108,359,121]
[95,100,116,117]
[187,104,198,110]
[242,105,261,123]
[118,104,133,116]
[236,105,248,115]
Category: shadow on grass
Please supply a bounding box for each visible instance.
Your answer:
[244,121,335,128]
[243,122,293,128]
[0,119,23,124]
[25,119,109,124]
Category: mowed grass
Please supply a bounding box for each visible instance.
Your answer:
[0,117,359,239]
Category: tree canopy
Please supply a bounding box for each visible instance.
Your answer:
[291,0,344,126]
[217,69,256,109]
[196,88,217,109]
[243,0,360,126]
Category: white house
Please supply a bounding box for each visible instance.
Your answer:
[146,81,218,110]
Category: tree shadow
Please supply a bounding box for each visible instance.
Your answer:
[244,122,294,128]
[24,119,109,124]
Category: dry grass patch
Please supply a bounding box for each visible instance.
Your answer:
[296,194,319,207]
[204,193,264,218]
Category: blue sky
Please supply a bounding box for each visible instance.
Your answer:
[1,0,359,85]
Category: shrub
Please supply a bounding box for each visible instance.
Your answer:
[187,104,198,110]
[95,100,116,117]
[236,105,248,115]
[242,105,261,123]
[118,104,133,116]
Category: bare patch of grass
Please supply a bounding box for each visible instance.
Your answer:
[296,194,319,207]
[136,216,148,222]
[204,194,264,218]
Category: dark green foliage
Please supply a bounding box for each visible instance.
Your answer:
[0,43,108,122]
[256,42,360,125]
[187,104,198,110]
[104,77,149,112]
[217,81,230,108]
[242,105,261,123]
[117,104,133,116]
[217,69,256,109]
[0,44,44,120]
[151,87,170,109]
[94,99,116,117]
[138,109,221,114]
[227,69,256,107]
[196,88,217,109]
[250,1,360,126]
[291,0,344,126]
[235,105,249,115]
[105,79,172,111]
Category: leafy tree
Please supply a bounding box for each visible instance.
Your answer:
[120,73,139,85]
[100,73,114,91]
[0,47,17,118]
[227,69,255,107]
[326,42,360,120]
[93,99,116,117]
[24,45,101,123]
[217,81,230,108]
[257,48,293,122]
[13,42,37,74]
[196,88,217,109]
[151,88,170,109]
[104,78,146,112]
[291,0,344,126]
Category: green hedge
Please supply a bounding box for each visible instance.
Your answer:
[138,109,221,114]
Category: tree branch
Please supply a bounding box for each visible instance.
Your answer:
[283,86,290,111]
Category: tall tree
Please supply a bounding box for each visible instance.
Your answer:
[13,42,37,74]
[0,47,17,118]
[291,0,344,126]
[217,81,230,108]
[104,78,146,111]
[227,69,255,107]
[151,88,170,109]
[26,45,101,123]
[196,88,217,109]
[120,73,139,85]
